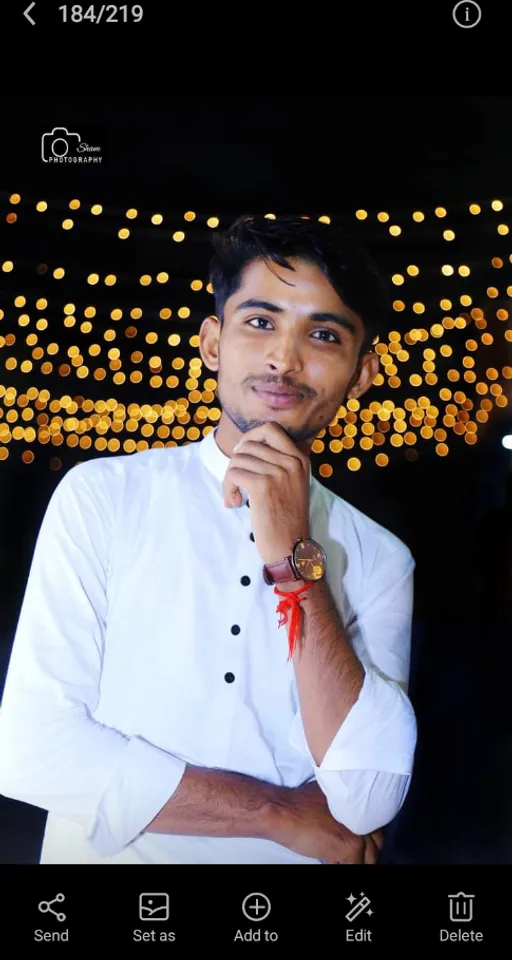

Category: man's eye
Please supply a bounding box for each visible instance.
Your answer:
[312,329,339,343]
[247,317,271,329]
[246,318,340,343]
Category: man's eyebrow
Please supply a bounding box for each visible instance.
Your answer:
[234,298,358,338]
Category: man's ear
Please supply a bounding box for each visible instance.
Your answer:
[347,351,380,401]
[198,315,221,371]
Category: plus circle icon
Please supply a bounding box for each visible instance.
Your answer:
[242,893,271,923]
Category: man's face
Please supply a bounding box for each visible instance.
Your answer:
[199,257,379,449]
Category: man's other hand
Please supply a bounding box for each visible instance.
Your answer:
[269,781,384,864]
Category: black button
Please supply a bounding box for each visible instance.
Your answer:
[231,624,241,635]
[240,576,251,586]
[249,532,255,541]
[224,672,235,683]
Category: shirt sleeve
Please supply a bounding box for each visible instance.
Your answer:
[0,461,187,858]
[288,543,417,835]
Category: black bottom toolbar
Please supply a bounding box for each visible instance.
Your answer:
[4,865,506,950]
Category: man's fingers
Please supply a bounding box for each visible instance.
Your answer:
[364,836,379,864]
[370,829,384,851]
[325,839,366,864]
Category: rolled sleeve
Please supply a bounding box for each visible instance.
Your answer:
[0,461,186,857]
[89,735,186,856]
[288,542,418,833]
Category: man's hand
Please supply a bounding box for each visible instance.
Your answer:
[268,780,384,864]
[223,422,311,565]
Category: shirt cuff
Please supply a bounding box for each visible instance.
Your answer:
[87,735,187,857]
[289,666,417,776]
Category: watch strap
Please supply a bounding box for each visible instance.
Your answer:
[262,555,300,586]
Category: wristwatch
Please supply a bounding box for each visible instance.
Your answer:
[262,537,327,585]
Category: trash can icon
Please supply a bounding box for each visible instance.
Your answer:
[448,892,474,922]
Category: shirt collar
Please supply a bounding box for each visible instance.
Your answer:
[197,427,313,506]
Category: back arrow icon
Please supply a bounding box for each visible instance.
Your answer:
[24,2,36,24]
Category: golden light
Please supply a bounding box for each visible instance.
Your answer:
[2,261,14,272]
[36,201,48,212]
[491,199,504,211]
[126,208,138,219]
[264,213,276,219]
[91,204,103,215]
[53,267,65,279]
[2,198,509,471]
[469,203,481,214]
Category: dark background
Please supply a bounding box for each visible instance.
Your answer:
[0,95,511,864]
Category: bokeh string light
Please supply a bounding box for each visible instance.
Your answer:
[0,194,511,473]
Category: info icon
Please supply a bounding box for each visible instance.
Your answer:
[452,1,482,28]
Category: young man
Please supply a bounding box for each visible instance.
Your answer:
[0,215,417,865]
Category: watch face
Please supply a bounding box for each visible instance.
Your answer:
[293,539,326,581]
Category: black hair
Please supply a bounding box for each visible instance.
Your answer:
[208,214,391,355]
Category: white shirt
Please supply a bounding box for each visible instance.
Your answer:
[0,426,417,864]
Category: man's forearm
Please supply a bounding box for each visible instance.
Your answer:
[283,576,365,767]
[145,763,285,839]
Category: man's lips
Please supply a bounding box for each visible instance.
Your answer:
[252,386,304,398]
[251,386,305,408]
